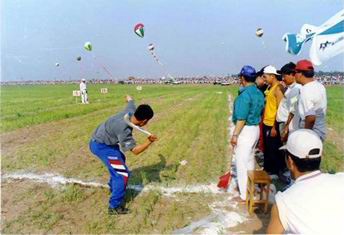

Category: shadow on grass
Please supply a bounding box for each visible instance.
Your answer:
[124,154,179,204]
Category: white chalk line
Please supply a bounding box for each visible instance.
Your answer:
[1,172,228,196]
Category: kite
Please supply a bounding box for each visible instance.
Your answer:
[256,28,264,37]
[283,9,344,65]
[148,43,162,65]
[76,56,81,61]
[55,63,60,67]
[134,23,144,38]
[84,42,92,51]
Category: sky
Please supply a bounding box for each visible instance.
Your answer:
[1,0,343,81]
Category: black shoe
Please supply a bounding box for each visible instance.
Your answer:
[108,206,130,215]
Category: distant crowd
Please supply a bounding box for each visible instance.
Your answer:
[1,74,344,86]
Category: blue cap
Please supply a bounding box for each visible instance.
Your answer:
[239,65,256,78]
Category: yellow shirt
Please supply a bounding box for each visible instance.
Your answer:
[263,84,279,126]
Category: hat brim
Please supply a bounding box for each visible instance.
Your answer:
[279,145,287,150]
[263,72,280,76]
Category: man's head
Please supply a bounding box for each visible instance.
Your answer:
[255,66,267,88]
[239,65,256,85]
[280,129,322,179]
[133,104,154,127]
[279,62,296,86]
[262,65,280,85]
[82,78,86,83]
[295,59,314,85]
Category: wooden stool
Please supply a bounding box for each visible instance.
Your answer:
[246,170,271,215]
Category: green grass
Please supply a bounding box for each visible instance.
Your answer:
[326,86,344,134]
[1,84,343,233]
[0,84,203,132]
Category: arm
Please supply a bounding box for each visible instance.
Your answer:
[231,93,250,146]
[230,120,246,147]
[266,204,284,234]
[275,85,285,108]
[131,135,157,155]
[123,95,136,113]
[271,86,285,137]
[304,115,316,129]
[285,112,294,127]
[281,112,294,140]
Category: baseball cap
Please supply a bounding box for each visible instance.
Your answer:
[239,65,256,78]
[278,62,296,74]
[256,66,268,77]
[82,78,86,81]
[263,65,280,75]
[279,129,322,159]
[295,59,314,71]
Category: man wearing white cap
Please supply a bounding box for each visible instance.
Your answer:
[262,66,285,176]
[267,129,344,234]
[80,78,89,104]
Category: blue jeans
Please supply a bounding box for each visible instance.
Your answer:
[89,139,130,208]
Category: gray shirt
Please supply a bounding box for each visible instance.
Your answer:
[91,100,136,152]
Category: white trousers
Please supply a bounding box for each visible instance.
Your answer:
[81,90,88,104]
[234,125,260,200]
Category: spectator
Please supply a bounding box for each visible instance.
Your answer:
[255,66,268,154]
[267,129,344,234]
[231,65,264,201]
[295,60,327,141]
[256,66,269,94]
[262,66,285,175]
[277,62,302,141]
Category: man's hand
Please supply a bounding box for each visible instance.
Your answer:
[270,127,277,137]
[125,95,133,102]
[131,135,158,155]
[230,135,238,148]
[147,134,158,143]
[281,126,289,142]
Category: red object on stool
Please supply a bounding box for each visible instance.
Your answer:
[217,172,232,189]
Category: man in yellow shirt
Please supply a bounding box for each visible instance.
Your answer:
[262,66,285,176]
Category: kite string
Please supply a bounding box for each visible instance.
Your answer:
[92,55,114,80]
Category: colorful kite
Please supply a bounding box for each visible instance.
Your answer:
[84,42,92,51]
[148,43,162,65]
[256,28,264,37]
[134,23,144,38]
[283,9,344,65]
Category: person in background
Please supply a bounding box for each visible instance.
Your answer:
[255,66,269,94]
[294,59,327,141]
[255,66,268,157]
[267,129,344,234]
[80,78,89,104]
[262,65,285,176]
[231,65,264,201]
[278,62,302,142]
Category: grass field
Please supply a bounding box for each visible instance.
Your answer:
[1,84,343,233]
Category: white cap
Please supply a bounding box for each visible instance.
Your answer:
[279,129,322,159]
[263,65,280,75]
[82,78,86,81]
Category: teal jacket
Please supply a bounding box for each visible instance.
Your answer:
[232,85,264,125]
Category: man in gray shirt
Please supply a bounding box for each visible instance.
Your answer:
[89,95,157,215]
